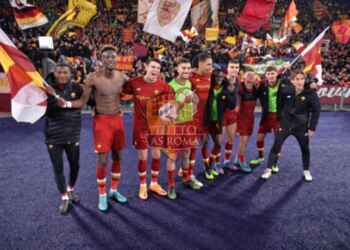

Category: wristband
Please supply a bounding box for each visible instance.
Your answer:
[66,101,72,108]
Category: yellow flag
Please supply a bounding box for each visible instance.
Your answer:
[205,27,219,41]
[48,0,97,38]
[238,31,246,38]
[47,8,79,38]
[104,0,112,10]
[224,36,236,45]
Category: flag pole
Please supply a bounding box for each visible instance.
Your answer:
[289,26,330,67]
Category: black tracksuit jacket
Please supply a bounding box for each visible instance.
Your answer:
[277,79,321,131]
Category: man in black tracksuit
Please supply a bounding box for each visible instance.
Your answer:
[45,63,83,215]
[261,70,321,182]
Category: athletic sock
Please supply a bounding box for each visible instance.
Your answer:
[96,165,107,195]
[189,148,196,176]
[182,167,190,182]
[151,158,160,183]
[138,160,147,185]
[111,160,121,192]
[167,169,176,189]
[257,140,264,159]
[201,146,210,168]
[238,154,245,163]
[224,143,233,162]
[210,145,221,166]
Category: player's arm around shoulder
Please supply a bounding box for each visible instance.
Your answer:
[68,73,94,109]
[120,75,134,101]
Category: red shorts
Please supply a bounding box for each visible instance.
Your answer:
[237,113,254,136]
[93,113,125,153]
[223,109,238,126]
[258,112,280,134]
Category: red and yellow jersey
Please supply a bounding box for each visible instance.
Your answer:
[123,76,173,131]
[190,72,211,128]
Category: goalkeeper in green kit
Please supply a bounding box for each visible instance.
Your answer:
[165,58,202,200]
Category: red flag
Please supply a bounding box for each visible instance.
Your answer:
[236,0,276,34]
[0,28,47,123]
[332,19,350,44]
[9,0,48,30]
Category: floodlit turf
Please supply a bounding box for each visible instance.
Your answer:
[0,112,349,250]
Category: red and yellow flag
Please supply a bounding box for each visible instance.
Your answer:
[278,0,299,43]
[300,27,329,85]
[9,0,48,30]
[0,28,47,123]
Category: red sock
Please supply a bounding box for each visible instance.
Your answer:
[257,140,264,158]
[111,161,121,191]
[201,146,209,160]
[212,145,221,164]
[96,165,107,195]
[151,158,160,183]
[224,143,233,161]
[238,154,245,163]
[202,146,210,168]
[138,160,147,185]
[167,169,176,188]
[182,167,190,182]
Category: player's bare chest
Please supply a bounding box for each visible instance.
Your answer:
[94,79,123,96]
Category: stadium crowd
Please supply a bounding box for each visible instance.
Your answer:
[0,0,349,85]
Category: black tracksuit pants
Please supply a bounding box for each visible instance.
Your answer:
[47,142,80,194]
[267,127,310,170]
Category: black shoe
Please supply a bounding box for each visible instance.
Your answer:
[68,191,80,204]
[59,199,71,215]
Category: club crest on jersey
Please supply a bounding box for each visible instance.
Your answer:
[70,92,76,98]
[136,88,141,92]
[154,90,160,94]
[301,96,306,101]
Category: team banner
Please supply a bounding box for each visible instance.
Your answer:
[191,0,210,32]
[137,0,156,23]
[209,0,219,27]
[48,0,97,38]
[116,55,135,72]
[9,0,48,30]
[143,0,192,42]
[244,58,288,75]
[205,27,219,41]
[317,84,350,105]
